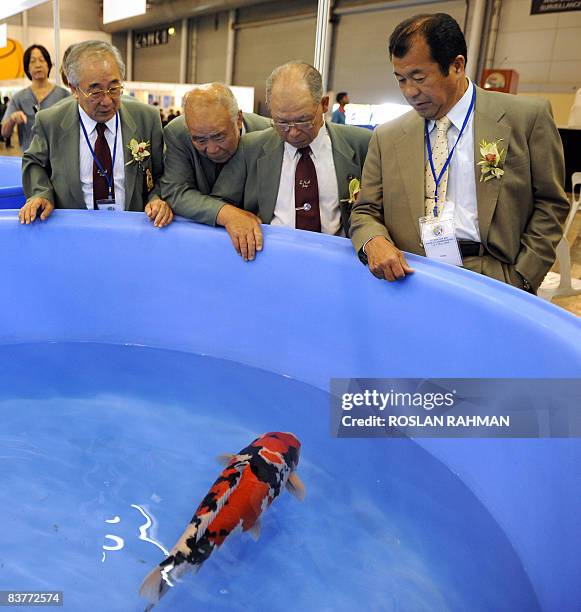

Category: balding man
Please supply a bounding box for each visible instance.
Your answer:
[161,83,270,225]
[20,40,172,227]
[211,61,371,261]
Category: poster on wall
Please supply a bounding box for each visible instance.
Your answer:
[531,0,581,14]
[0,38,24,79]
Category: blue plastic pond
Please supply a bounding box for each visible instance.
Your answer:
[0,156,25,209]
[0,210,580,612]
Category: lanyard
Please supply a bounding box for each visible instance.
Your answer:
[79,113,119,199]
[425,84,476,217]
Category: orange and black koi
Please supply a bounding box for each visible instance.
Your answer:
[140,432,305,608]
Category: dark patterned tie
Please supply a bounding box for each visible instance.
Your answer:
[93,123,114,206]
[294,146,321,232]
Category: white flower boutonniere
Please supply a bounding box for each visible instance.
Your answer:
[340,177,361,205]
[126,138,151,168]
[477,139,505,182]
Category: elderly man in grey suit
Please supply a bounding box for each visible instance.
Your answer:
[20,40,173,227]
[210,61,372,261]
[350,14,569,292]
[161,82,270,224]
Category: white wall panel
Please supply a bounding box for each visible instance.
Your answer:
[234,16,316,114]
[133,24,181,83]
[494,0,581,93]
[192,12,229,84]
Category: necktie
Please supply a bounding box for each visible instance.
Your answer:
[425,116,452,217]
[294,146,321,232]
[93,122,114,207]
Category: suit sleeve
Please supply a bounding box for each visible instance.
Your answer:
[349,128,392,259]
[21,114,55,204]
[210,143,247,208]
[160,123,225,226]
[515,101,570,291]
[147,108,164,202]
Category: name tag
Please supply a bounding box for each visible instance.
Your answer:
[419,213,463,267]
[95,198,123,212]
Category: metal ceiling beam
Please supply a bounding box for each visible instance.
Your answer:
[100,0,277,33]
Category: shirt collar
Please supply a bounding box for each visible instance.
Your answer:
[428,78,473,133]
[283,123,328,160]
[78,104,118,134]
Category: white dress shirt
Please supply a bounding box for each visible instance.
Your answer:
[271,125,342,235]
[426,79,480,241]
[78,106,126,210]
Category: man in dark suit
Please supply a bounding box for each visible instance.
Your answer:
[211,62,371,261]
[20,40,172,227]
[161,82,270,225]
[350,14,569,292]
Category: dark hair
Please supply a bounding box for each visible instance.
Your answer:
[23,44,52,80]
[336,92,348,104]
[388,13,467,76]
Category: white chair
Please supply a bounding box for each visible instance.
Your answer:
[538,171,581,301]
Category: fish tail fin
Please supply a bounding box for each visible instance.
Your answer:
[139,565,169,606]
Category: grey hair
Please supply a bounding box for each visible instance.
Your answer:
[65,40,126,87]
[183,82,239,126]
[265,61,323,105]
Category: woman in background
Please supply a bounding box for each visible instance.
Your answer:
[1,44,70,152]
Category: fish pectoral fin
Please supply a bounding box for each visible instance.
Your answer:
[216,453,235,467]
[286,472,306,501]
[249,520,261,542]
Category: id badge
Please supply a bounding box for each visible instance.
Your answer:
[419,214,463,266]
[96,198,122,212]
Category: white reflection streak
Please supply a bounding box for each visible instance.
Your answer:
[131,504,170,556]
[102,516,124,562]
[103,535,124,550]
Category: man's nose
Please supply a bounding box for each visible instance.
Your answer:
[403,83,421,99]
[207,139,220,154]
[287,125,303,138]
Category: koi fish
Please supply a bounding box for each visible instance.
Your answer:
[139,431,305,608]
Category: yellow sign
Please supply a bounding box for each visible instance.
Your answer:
[0,39,24,79]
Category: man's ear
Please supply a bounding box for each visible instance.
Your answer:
[237,109,243,130]
[321,96,330,114]
[452,55,466,74]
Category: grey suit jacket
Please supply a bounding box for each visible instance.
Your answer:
[350,87,570,291]
[161,112,270,225]
[22,96,163,211]
[211,122,372,233]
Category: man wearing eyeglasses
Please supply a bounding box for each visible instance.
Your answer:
[161,82,269,226]
[20,40,173,228]
[209,61,372,261]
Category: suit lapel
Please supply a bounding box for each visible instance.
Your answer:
[257,130,284,223]
[395,113,425,240]
[61,102,84,207]
[119,102,138,210]
[473,90,510,244]
[327,122,362,201]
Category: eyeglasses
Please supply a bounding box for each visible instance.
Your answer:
[78,85,124,101]
[271,104,321,132]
